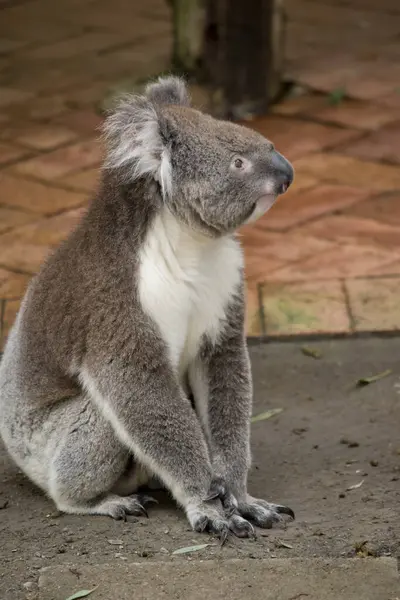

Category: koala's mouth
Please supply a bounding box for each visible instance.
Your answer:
[244,194,277,225]
[255,193,277,213]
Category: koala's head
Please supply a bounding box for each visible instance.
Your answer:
[104,76,294,236]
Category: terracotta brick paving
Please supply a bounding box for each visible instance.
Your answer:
[1,0,400,347]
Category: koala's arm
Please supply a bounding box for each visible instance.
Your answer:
[80,320,213,509]
[192,285,252,502]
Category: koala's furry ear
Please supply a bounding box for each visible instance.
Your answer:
[103,77,190,197]
[145,76,190,107]
[103,92,173,198]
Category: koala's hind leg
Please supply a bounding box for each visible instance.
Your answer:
[48,396,155,519]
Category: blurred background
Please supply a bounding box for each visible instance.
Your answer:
[0,0,399,347]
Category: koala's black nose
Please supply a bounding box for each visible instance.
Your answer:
[271,150,294,194]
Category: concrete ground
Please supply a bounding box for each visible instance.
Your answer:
[1,337,399,599]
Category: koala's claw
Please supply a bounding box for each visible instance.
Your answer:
[135,493,159,518]
[192,513,230,543]
[228,514,257,539]
[238,498,295,529]
[103,493,157,521]
[205,477,238,516]
[138,504,148,518]
[138,494,159,506]
[275,504,295,520]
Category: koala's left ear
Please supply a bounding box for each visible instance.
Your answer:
[145,76,191,107]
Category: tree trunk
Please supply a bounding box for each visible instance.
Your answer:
[171,0,286,119]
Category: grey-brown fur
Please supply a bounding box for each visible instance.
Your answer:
[0,76,294,539]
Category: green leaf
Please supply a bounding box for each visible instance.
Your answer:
[356,369,392,387]
[172,543,210,555]
[65,589,97,600]
[251,408,283,423]
[301,345,322,359]
[328,87,346,106]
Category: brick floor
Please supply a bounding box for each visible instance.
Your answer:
[260,280,351,335]
[340,121,400,164]
[1,0,400,347]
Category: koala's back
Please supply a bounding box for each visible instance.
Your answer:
[0,201,134,489]
[0,221,92,415]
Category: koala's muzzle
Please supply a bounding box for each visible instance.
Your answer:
[270,150,294,195]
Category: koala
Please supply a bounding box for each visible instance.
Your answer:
[0,76,294,540]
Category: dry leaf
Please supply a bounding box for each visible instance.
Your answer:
[65,589,97,600]
[354,540,374,557]
[251,408,283,423]
[107,539,123,545]
[301,346,322,359]
[356,369,392,386]
[275,539,293,549]
[172,543,210,555]
[346,480,364,491]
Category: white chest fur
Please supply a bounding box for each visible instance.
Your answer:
[138,209,243,375]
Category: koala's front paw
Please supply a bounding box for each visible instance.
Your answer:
[238,496,295,529]
[200,479,256,539]
[187,502,256,542]
[205,476,238,516]
[228,513,256,538]
[186,501,231,543]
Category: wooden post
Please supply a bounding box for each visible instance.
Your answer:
[171,0,286,119]
[171,0,206,74]
[103,0,286,118]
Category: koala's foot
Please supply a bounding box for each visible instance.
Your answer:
[97,493,158,520]
[56,493,157,521]
[237,496,295,529]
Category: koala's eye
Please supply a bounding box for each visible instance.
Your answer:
[234,158,244,169]
[231,156,251,173]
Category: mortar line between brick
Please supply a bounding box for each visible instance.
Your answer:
[3,169,99,193]
[5,133,100,159]
[0,263,34,276]
[261,195,396,236]
[257,283,267,336]
[341,279,356,332]
[246,328,400,345]
[0,299,5,342]
[97,32,171,56]
[252,110,366,133]
[323,148,400,169]
[264,271,400,284]
[4,169,101,191]
[7,134,88,156]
